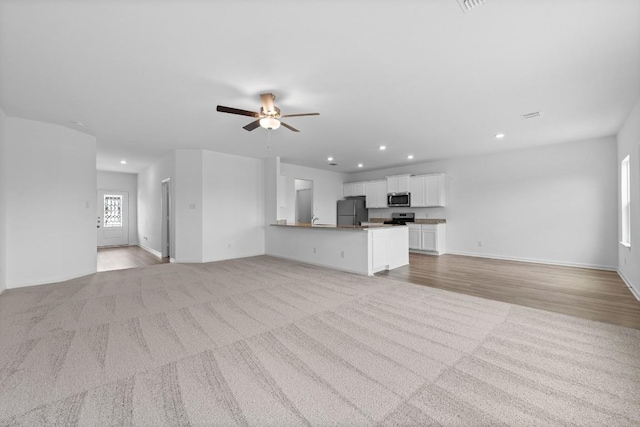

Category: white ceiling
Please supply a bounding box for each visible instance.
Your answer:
[1,0,639,174]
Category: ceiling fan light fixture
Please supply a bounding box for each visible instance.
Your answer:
[260,117,280,130]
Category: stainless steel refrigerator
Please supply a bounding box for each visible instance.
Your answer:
[337,197,368,226]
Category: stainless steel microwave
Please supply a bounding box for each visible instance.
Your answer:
[387,192,411,207]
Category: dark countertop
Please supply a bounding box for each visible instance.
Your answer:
[368,218,447,224]
[271,223,403,231]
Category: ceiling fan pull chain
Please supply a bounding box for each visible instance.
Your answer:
[267,128,272,153]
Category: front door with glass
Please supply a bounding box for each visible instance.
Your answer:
[97,190,129,247]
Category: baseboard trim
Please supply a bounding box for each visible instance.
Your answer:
[445,250,616,271]
[268,254,368,276]
[137,244,163,259]
[7,267,97,290]
[617,270,640,301]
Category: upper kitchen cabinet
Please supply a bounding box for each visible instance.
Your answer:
[410,173,446,207]
[387,174,411,193]
[365,180,387,208]
[410,175,426,206]
[343,181,366,198]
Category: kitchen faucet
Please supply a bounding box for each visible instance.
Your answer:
[312,215,319,224]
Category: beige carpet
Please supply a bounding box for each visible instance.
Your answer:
[0,255,639,426]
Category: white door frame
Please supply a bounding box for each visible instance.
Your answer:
[161,179,172,259]
[97,189,130,247]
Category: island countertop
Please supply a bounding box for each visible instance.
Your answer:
[270,223,402,230]
[368,218,447,224]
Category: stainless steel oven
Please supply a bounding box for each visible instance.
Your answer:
[387,192,410,207]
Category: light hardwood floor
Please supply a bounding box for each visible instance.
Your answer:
[377,253,640,329]
[97,246,169,272]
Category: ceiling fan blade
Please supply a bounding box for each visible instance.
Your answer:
[280,112,320,118]
[243,120,261,131]
[217,105,259,117]
[260,93,276,114]
[280,121,300,132]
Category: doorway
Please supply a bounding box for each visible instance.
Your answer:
[161,179,172,259]
[295,179,313,224]
[97,190,129,247]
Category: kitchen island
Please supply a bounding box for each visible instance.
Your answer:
[266,223,409,276]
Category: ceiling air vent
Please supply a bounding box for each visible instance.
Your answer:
[456,0,486,13]
[521,111,542,120]
[329,163,338,166]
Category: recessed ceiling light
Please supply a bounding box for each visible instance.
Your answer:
[495,133,505,139]
[407,155,414,160]
[120,160,127,165]
[73,121,84,127]
[379,145,386,150]
[327,157,334,161]
[358,163,363,168]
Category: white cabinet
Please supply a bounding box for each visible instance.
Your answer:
[353,182,366,196]
[420,227,438,252]
[410,176,426,207]
[371,229,389,272]
[343,183,354,197]
[365,180,388,208]
[343,182,366,198]
[387,175,411,193]
[370,227,409,273]
[408,224,421,249]
[425,174,446,207]
[408,223,446,255]
[409,173,446,207]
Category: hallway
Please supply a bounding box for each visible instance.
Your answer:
[97,246,169,272]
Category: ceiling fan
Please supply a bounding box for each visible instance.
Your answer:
[216,93,319,132]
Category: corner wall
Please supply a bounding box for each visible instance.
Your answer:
[174,150,204,263]
[137,149,266,263]
[137,151,175,257]
[617,94,640,297]
[350,137,618,270]
[201,150,265,262]
[3,115,97,288]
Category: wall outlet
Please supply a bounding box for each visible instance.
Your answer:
[144,236,148,241]
[313,247,316,253]
[227,243,231,249]
[477,241,483,247]
[341,250,345,258]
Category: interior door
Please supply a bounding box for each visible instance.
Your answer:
[97,190,129,247]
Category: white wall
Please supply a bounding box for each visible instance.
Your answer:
[350,137,618,269]
[280,163,347,225]
[137,151,175,257]
[97,171,138,246]
[138,149,266,263]
[174,150,204,262]
[617,94,640,296]
[0,109,8,293]
[3,116,97,288]
[202,150,265,262]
